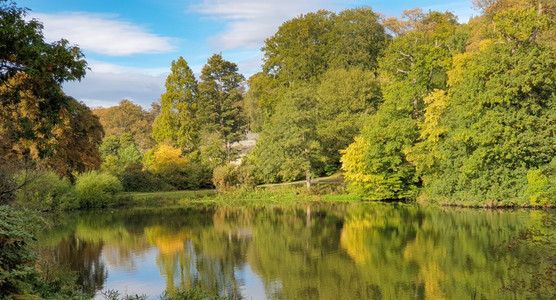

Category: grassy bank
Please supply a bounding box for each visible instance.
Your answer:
[120,186,554,209]
[121,183,359,208]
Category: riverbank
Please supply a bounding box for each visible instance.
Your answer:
[120,184,554,210]
[120,186,554,210]
[121,184,359,208]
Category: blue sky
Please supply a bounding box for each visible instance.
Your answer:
[17,0,477,108]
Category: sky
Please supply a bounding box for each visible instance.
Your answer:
[17,0,477,109]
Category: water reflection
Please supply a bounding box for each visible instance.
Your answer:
[38,204,555,299]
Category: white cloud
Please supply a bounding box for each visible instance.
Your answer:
[191,0,476,50]
[33,12,176,56]
[87,59,169,76]
[63,61,168,109]
[190,0,341,50]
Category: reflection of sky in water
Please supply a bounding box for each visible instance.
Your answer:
[98,247,165,299]
[95,243,269,299]
[236,264,266,300]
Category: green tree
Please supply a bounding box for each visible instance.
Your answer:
[153,56,199,151]
[262,8,386,86]
[341,10,461,200]
[99,133,140,174]
[316,68,381,174]
[251,86,321,189]
[198,54,246,161]
[0,206,43,297]
[411,8,556,204]
[262,10,334,86]
[250,7,388,186]
[99,135,121,160]
[242,72,281,132]
[118,145,142,170]
[326,7,386,71]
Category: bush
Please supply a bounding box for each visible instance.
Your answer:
[0,206,85,298]
[144,144,213,190]
[212,164,238,190]
[0,206,43,297]
[14,170,72,210]
[236,162,258,189]
[74,171,123,208]
[118,168,174,192]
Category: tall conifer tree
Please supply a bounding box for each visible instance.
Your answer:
[198,54,245,161]
[153,56,199,151]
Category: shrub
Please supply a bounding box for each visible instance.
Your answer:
[14,170,72,210]
[118,168,174,192]
[0,206,43,297]
[0,206,85,298]
[74,171,123,208]
[212,164,238,190]
[145,144,213,190]
[236,162,258,189]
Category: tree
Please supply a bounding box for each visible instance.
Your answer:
[262,8,386,86]
[43,98,104,180]
[341,10,462,200]
[0,206,44,297]
[242,72,281,132]
[198,54,246,161]
[153,56,199,151]
[0,0,87,160]
[262,10,335,86]
[251,86,321,189]
[326,7,386,71]
[92,99,157,152]
[98,133,142,174]
[409,8,556,204]
[316,68,381,173]
[1,0,90,200]
[249,7,388,186]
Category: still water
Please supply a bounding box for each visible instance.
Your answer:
[37,203,555,299]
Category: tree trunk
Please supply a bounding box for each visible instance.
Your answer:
[305,168,311,191]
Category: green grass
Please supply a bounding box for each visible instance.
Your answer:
[120,182,360,208]
[122,190,216,201]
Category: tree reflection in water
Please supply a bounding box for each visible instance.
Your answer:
[39,235,107,297]
[38,204,555,299]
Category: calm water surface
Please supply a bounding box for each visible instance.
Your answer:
[37,203,555,299]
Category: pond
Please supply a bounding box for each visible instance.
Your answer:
[37,203,555,299]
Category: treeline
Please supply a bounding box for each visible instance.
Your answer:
[1,0,555,211]
[242,0,555,206]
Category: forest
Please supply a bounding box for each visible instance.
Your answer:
[1,0,555,298]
